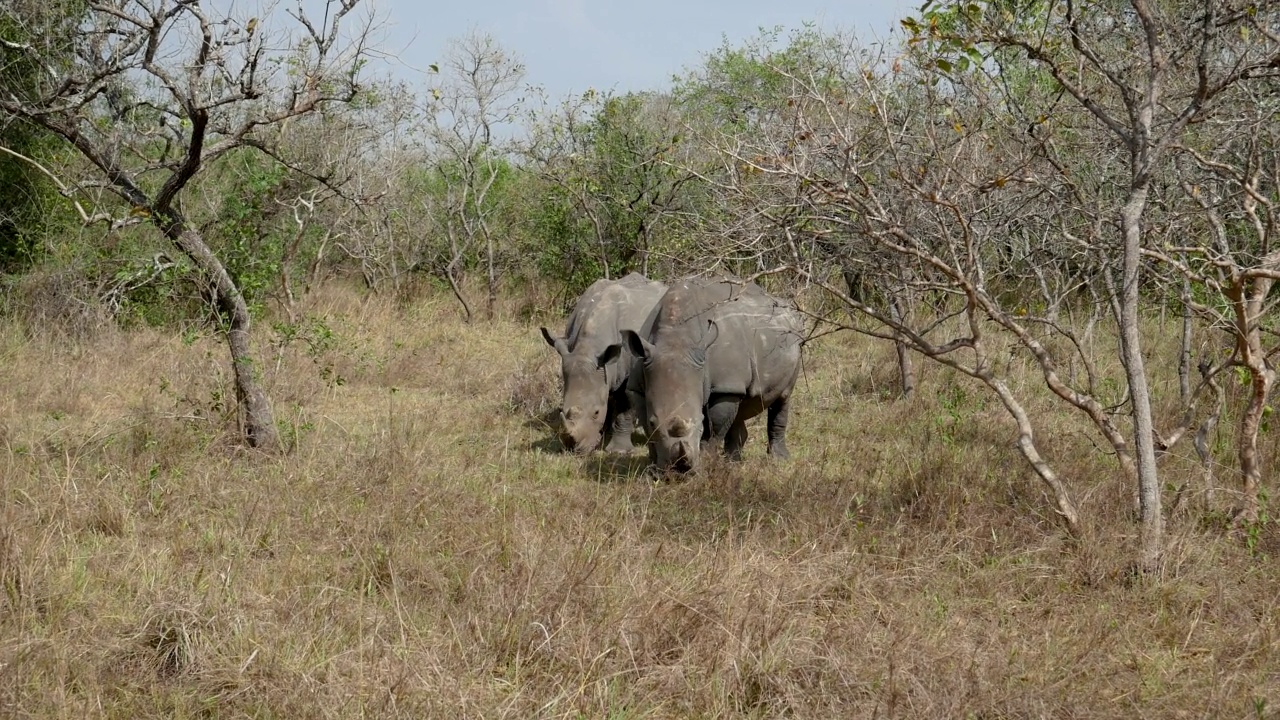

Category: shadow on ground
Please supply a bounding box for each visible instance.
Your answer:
[584,452,651,483]
[523,410,565,453]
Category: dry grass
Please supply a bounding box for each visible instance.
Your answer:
[1,282,1278,719]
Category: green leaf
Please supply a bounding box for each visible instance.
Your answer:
[936,58,953,73]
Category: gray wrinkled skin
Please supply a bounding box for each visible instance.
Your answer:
[622,277,803,474]
[540,273,666,454]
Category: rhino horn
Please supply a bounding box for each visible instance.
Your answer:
[670,418,691,438]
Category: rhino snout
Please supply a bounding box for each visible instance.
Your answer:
[560,406,603,454]
[658,438,699,474]
[560,427,599,450]
[672,454,695,474]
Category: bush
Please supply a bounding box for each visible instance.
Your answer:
[1,266,111,340]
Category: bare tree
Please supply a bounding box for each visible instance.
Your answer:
[1146,78,1280,524]
[680,34,1097,534]
[678,11,1280,562]
[0,0,378,450]
[905,0,1280,571]
[420,31,525,321]
[314,81,429,293]
[257,78,421,311]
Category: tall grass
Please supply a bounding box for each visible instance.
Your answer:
[1,282,1277,718]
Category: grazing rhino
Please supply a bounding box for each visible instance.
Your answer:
[540,272,667,454]
[622,277,804,473]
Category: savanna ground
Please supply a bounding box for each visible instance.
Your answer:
[1,282,1278,719]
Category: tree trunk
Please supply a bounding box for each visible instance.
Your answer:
[590,212,610,280]
[1236,367,1272,524]
[1118,186,1162,573]
[980,371,1080,534]
[888,293,915,399]
[167,221,280,451]
[447,258,473,324]
[1197,366,1223,506]
[1179,269,1192,403]
[1232,274,1277,526]
[445,221,474,323]
[486,233,497,321]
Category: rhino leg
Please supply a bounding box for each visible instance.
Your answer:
[604,409,638,454]
[725,420,749,461]
[766,396,791,459]
[603,391,639,454]
[706,395,745,460]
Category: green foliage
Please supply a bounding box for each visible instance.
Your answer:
[674,25,846,134]
[899,0,1060,101]
[411,149,522,279]
[422,150,518,226]
[272,315,345,388]
[193,149,340,319]
[523,180,607,294]
[212,155,289,315]
[1244,488,1273,558]
[524,89,704,291]
[0,5,88,271]
[101,149,329,328]
[0,128,76,272]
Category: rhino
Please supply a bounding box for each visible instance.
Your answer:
[622,277,804,473]
[540,272,667,454]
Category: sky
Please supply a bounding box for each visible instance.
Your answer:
[363,0,919,101]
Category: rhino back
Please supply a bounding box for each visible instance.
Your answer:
[648,278,733,344]
[611,276,667,338]
[564,276,667,393]
[644,278,801,400]
[651,278,790,332]
[705,291,803,401]
[565,277,662,351]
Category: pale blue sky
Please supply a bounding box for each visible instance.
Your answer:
[366,0,918,99]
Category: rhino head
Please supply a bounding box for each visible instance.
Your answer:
[622,321,718,473]
[541,327,621,454]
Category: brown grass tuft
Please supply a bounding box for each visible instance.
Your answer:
[132,604,204,678]
[504,350,559,421]
[0,526,25,612]
[2,266,112,341]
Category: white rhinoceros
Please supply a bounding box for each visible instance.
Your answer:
[622,277,804,473]
[540,272,667,454]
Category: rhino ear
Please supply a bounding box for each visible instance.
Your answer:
[622,330,652,362]
[541,327,569,356]
[597,343,622,369]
